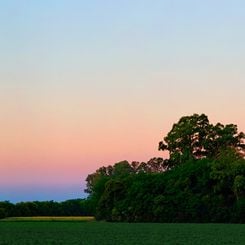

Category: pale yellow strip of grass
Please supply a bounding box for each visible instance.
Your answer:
[1,216,95,222]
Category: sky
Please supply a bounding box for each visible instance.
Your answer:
[0,0,245,202]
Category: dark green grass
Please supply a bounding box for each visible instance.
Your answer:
[0,221,244,245]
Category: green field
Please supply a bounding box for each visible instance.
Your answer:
[1,216,95,222]
[0,219,244,245]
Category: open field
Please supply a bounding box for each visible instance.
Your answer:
[0,220,244,245]
[1,216,95,222]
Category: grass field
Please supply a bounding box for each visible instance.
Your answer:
[0,219,244,244]
[1,216,95,222]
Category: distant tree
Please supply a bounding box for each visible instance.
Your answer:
[0,208,7,219]
[84,161,133,210]
[206,123,245,158]
[85,161,134,195]
[210,148,245,200]
[111,161,134,177]
[159,113,245,167]
[96,179,126,221]
[0,201,14,217]
[85,165,114,195]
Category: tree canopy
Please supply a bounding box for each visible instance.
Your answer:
[159,113,245,167]
[84,113,245,223]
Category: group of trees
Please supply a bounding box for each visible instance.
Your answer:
[0,199,94,219]
[85,114,245,223]
[1,114,244,222]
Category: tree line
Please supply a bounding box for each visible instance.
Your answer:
[1,113,244,222]
[0,199,94,219]
[85,114,245,223]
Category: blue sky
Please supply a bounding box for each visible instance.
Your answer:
[0,1,245,202]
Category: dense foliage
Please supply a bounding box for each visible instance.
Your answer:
[86,114,245,223]
[0,199,94,219]
[159,113,245,167]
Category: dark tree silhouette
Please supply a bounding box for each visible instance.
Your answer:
[159,113,245,167]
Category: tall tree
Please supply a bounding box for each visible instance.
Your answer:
[159,113,245,167]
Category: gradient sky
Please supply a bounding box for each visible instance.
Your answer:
[1,0,245,202]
